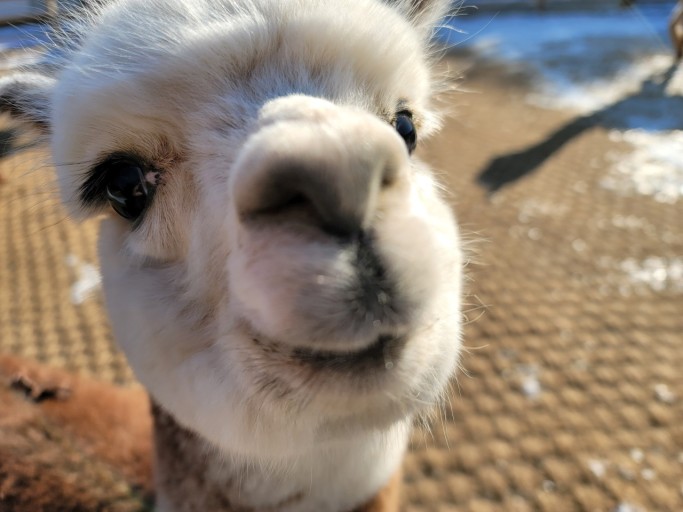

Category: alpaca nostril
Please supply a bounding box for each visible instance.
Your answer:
[241,163,361,236]
[251,189,310,217]
[239,159,382,238]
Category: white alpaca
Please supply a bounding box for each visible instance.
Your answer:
[0,1,462,510]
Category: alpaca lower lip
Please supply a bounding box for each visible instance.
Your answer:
[291,334,403,369]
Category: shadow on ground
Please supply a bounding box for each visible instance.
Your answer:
[477,63,683,193]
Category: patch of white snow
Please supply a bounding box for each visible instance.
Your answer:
[653,383,676,404]
[619,257,683,293]
[65,255,102,305]
[516,365,542,399]
[442,6,683,204]
[613,503,646,512]
[603,130,683,203]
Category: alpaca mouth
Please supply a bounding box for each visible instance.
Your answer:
[291,334,404,371]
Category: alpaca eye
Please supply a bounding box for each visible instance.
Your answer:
[105,160,149,220]
[394,112,416,153]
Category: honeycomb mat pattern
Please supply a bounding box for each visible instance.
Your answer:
[0,128,134,385]
[1,53,682,511]
[402,58,683,512]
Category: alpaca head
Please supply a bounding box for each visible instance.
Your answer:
[1,0,461,460]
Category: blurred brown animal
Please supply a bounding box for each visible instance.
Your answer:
[0,355,154,511]
[671,0,683,60]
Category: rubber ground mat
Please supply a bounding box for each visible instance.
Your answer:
[1,52,682,511]
[402,56,683,511]
[0,127,134,385]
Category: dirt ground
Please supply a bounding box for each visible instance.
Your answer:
[0,52,681,511]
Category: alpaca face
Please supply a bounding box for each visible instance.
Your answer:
[1,0,461,459]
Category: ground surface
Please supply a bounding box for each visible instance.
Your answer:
[401,56,683,512]
[1,6,682,512]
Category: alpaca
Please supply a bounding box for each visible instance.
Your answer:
[0,1,463,510]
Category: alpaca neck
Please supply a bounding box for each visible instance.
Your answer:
[151,402,407,512]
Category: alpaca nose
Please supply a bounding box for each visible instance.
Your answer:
[232,106,407,237]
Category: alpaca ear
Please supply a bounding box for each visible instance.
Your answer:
[385,0,453,35]
[0,72,54,133]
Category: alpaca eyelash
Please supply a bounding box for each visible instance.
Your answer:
[79,152,158,212]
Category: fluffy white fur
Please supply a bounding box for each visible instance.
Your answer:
[1,1,462,510]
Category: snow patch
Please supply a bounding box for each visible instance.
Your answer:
[640,468,656,481]
[653,383,676,404]
[596,256,683,295]
[588,459,607,478]
[0,50,41,70]
[630,448,644,463]
[527,55,674,115]
[613,504,646,512]
[619,257,683,293]
[442,6,683,203]
[516,365,542,399]
[603,130,683,203]
[65,255,102,305]
[517,198,569,223]
[441,7,674,112]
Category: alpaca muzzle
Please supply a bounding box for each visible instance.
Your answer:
[232,97,408,239]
